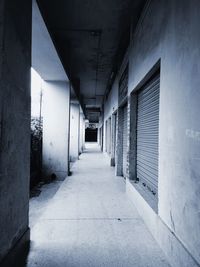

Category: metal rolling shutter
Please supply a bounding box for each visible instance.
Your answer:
[123,105,128,177]
[136,74,160,195]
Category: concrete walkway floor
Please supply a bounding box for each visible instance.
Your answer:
[26,143,170,267]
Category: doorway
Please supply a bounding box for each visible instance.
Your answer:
[85,128,98,142]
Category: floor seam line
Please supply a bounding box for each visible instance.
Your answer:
[37,218,141,221]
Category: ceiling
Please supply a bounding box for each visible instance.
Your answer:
[37,0,146,122]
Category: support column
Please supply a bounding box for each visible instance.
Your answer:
[103,121,107,152]
[82,119,85,150]
[79,112,85,154]
[115,108,123,176]
[70,103,80,162]
[100,125,104,151]
[0,0,32,264]
[42,81,70,180]
[111,114,117,166]
[97,126,100,147]
[128,94,137,181]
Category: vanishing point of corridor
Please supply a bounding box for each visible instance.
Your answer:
[26,143,170,267]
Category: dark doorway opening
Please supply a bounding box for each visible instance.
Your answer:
[85,128,98,142]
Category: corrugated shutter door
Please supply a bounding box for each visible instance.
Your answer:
[136,74,160,195]
[123,105,128,177]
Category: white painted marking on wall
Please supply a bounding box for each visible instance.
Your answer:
[185,129,200,142]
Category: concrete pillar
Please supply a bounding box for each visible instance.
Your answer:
[82,119,85,150]
[42,81,70,180]
[107,117,112,154]
[115,108,123,176]
[100,126,103,149]
[99,125,103,151]
[103,121,107,152]
[0,0,32,264]
[70,103,80,162]
[97,127,100,146]
[127,94,137,181]
[79,112,85,154]
[111,114,117,166]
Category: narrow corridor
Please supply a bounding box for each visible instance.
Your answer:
[26,143,170,267]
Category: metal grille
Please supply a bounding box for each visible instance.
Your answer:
[136,74,160,195]
[122,105,128,177]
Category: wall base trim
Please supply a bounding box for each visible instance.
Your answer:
[0,228,30,267]
[126,180,200,267]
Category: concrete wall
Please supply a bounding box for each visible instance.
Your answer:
[70,103,80,162]
[42,81,70,180]
[103,1,200,266]
[129,1,200,266]
[0,0,31,262]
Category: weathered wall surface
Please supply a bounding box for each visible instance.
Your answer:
[70,103,80,162]
[104,0,200,266]
[0,0,32,261]
[128,0,200,265]
[42,81,70,180]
